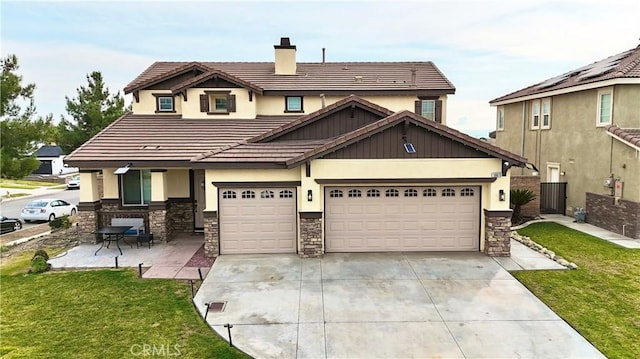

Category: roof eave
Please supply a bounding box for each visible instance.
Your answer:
[490,78,640,106]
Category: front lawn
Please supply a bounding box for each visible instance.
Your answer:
[0,254,248,359]
[514,222,639,359]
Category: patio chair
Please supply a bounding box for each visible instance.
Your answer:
[136,233,154,249]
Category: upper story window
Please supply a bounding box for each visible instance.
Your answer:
[121,169,151,206]
[285,96,303,113]
[496,107,505,131]
[153,94,175,113]
[200,91,236,115]
[597,88,613,126]
[420,100,435,120]
[531,100,540,129]
[541,98,551,129]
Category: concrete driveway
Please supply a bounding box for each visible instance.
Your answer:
[194,253,604,358]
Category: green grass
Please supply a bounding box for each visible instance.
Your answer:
[0,179,61,189]
[0,257,249,359]
[513,222,640,359]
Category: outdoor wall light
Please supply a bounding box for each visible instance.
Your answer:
[499,189,506,202]
[307,190,313,202]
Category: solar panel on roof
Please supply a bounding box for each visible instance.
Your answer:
[536,73,570,89]
[577,50,633,81]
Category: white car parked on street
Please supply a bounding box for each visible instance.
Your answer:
[21,199,77,222]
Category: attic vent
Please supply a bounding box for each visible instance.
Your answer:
[141,145,160,150]
[342,64,349,70]
[354,76,363,83]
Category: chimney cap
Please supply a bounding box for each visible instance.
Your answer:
[275,37,296,50]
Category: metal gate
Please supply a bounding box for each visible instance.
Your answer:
[540,182,567,215]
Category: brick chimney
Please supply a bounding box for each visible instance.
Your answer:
[274,37,297,75]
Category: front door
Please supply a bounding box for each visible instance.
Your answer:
[194,170,205,229]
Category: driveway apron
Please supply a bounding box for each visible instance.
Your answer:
[194,252,604,359]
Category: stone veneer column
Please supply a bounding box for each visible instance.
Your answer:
[148,201,170,243]
[299,212,323,258]
[484,209,512,257]
[203,211,218,257]
[77,201,101,243]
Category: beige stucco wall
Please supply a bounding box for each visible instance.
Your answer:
[102,169,119,199]
[255,94,447,123]
[495,84,640,211]
[132,90,182,115]
[167,169,191,198]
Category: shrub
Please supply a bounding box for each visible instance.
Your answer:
[49,215,72,231]
[29,250,51,274]
[510,189,537,223]
[32,249,50,261]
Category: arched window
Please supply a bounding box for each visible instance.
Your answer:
[423,188,437,197]
[261,190,274,199]
[222,190,236,199]
[329,189,343,198]
[385,189,399,197]
[348,189,362,198]
[241,190,256,199]
[404,189,418,197]
[442,188,456,197]
[367,189,380,197]
[279,190,294,198]
[460,188,475,197]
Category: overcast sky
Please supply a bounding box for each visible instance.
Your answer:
[2,0,639,138]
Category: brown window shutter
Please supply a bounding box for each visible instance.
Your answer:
[434,100,442,123]
[414,100,421,115]
[199,94,209,112]
[227,94,236,112]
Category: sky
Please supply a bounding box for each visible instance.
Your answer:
[2,0,639,138]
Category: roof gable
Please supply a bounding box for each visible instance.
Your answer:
[286,111,528,167]
[170,70,263,95]
[124,62,211,94]
[249,95,394,143]
[35,145,64,157]
[606,125,640,151]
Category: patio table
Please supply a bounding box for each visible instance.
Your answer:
[94,226,133,256]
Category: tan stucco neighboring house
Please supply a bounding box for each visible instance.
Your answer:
[490,45,640,239]
[66,38,527,258]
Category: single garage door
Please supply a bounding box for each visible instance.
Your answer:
[219,188,297,254]
[325,186,480,252]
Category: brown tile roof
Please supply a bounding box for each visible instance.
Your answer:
[124,61,455,94]
[606,125,640,150]
[194,140,329,164]
[64,113,296,167]
[491,46,640,104]
[247,95,394,143]
[285,110,528,167]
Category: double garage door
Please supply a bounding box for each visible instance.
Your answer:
[325,186,480,252]
[219,188,297,254]
[218,185,480,254]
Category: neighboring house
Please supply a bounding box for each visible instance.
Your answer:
[65,38,527,257]
[490,45,640,239]
[32,145,78,175]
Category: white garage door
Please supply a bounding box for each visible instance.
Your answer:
[325,186,480,252]
[219,188,297,254]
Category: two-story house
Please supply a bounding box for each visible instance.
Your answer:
[490,45,640,239]
[66,38,527,258]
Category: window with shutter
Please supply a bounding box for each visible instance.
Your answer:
[199,94,209,112]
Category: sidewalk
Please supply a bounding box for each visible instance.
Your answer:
[515,214,640,249]
[1,185,66,202]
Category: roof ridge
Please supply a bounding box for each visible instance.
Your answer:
[193,140,247,161]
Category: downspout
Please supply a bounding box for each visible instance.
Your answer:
[521,102,526,175]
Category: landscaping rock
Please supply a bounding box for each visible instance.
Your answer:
[511,231,579,270]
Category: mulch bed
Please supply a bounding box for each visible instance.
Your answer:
[184,245,215,267]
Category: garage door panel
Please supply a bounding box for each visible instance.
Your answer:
[220,188,296,254]
[326,186,479,252]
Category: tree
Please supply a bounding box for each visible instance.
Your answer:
[56,71,126,154]
[510,189,537,224]
[0,54,55,179]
